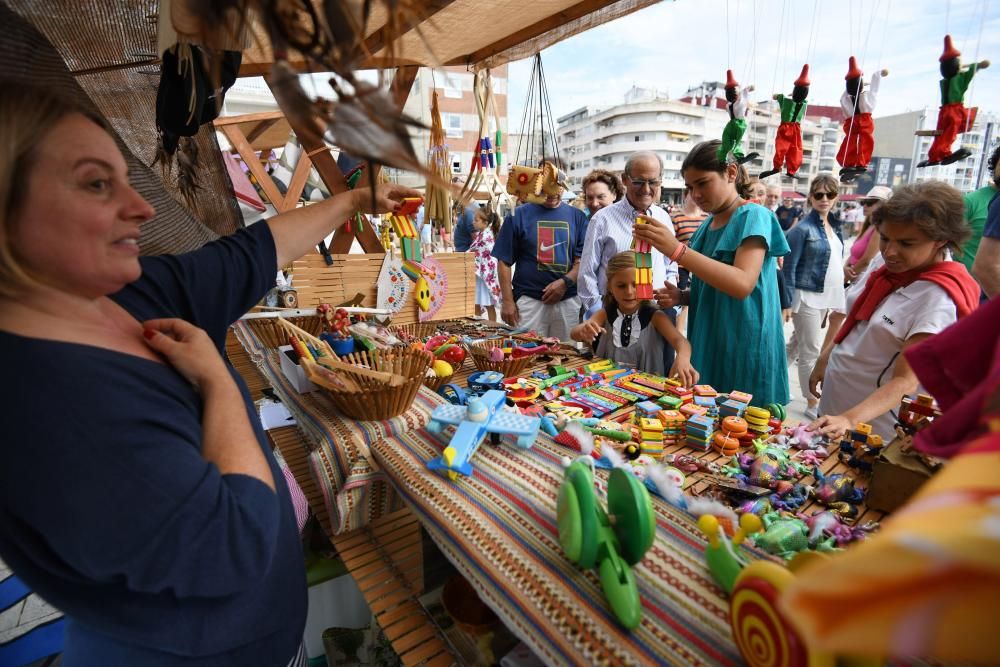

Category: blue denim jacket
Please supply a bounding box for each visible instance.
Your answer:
[781,209,843,304]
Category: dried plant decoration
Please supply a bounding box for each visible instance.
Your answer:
[171,0,458,193]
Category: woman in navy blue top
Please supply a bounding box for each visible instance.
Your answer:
[0,84,416,666]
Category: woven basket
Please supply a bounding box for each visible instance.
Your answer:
[245,316,323,350]
[276,317,430,421]
[465,340,534,377]
[388,319,465,344]
[312,347,431,421]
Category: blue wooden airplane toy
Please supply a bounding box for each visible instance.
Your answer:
[426,390,541,480]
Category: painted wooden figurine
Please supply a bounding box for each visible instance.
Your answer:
[917,35,990,168]
[837,56,889,182]
[717,69,757,165]
[760,64,810,180]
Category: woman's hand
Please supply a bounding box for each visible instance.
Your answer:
[653,282,681,308]
[843,262,858,283]
[351,183,422,215]
[808,357,828,399]
[142,319,232,392]
[809,414,851,440]
[632,215,679,256]
[669,358,700,388]
[783,308,792,322]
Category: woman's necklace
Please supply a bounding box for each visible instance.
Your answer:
[711,195,743,228]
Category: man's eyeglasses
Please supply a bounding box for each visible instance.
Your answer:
[628,178,661,189]
[860,199,879,206]
[812,192,838,200]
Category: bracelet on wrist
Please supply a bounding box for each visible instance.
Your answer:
[669,242,687,263]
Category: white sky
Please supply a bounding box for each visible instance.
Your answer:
[506,0,999,131]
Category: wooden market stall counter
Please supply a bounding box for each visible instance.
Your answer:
[231,319,887,666]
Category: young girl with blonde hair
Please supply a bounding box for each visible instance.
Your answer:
[571,251,698,384]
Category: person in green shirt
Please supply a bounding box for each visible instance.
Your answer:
[960,146,1000,272]
[919,34,990,167]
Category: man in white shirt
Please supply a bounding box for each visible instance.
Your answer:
[577,151,678,316]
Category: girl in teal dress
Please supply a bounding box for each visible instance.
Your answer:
[633,140,790,405]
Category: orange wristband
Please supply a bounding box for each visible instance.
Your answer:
[669,242,687,263]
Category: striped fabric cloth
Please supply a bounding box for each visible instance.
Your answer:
[371,424,773,666]
[257,348,436,533]
[235,320,437,533]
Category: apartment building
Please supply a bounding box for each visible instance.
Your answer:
[872,108,999,193]
[557,85,845,203]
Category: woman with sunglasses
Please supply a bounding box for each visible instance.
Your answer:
[781,174,845,420]
[844,186,893,284]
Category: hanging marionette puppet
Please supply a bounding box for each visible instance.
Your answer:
[838,57,889,182]
[717,70,758,164]
[760,64,810,179]
[917,35,990,167]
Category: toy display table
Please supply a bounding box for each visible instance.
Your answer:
[369,418,772,665]
[234,320,891,665]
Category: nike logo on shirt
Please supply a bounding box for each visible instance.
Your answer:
[540,240,565,251]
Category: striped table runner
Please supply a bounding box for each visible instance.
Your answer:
[371,425,768,666]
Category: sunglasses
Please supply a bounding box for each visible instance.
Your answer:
[628,178,661,189]
[812,192,838,200]
[860,199,879,206]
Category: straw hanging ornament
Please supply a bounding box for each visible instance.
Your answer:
[426,90,454,235]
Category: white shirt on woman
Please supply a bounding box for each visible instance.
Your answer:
[820,266,957,440]
[799,226,846,310]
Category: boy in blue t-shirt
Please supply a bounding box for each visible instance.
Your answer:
[492,199,589,340]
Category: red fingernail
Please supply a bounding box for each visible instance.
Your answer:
[143,328,156,340]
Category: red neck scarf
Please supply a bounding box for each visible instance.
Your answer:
[834,260,980,344]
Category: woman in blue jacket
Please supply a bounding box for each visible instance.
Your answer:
[782,174,845,419]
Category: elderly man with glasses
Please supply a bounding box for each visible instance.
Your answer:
[578,152,679,317]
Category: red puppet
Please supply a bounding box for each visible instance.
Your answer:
[918,35,990,168]
[837,57,889,182]
[760,64,810,180]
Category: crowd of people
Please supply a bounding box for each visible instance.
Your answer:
[452,142,996,444]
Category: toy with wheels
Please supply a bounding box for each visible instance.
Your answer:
[467,370,505,395]
[557,459,656,629]
[437,383,467,405]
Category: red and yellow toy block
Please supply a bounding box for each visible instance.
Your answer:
[635,267,653,299]
[632,217,652,253]
[638,417,665,456]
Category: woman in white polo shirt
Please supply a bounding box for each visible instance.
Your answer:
[808,181,980,441]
